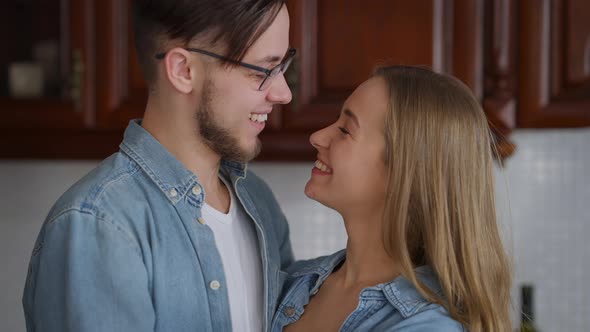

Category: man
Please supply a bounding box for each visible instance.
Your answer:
[22,1,294,331]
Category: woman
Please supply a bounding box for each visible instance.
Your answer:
[272,66,512,331]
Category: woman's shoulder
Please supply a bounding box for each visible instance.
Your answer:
[379,266,465,331]
[388,303,465,331]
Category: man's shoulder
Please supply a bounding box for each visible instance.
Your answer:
[47,152,142,222]
[238,168,281,206]
[241,168,272,191]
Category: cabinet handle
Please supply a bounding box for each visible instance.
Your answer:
[284,53,299,109]
[70,49,84,111]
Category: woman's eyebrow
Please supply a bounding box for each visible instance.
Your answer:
[343,108,360,128]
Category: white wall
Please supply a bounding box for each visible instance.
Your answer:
[495,129,590,332]
[0,161,98,332]
[1,128,588,331]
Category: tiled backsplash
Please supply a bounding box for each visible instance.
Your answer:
[1,128,588,331]
[492,129,590,331]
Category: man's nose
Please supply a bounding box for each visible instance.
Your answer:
[266,74,292,105]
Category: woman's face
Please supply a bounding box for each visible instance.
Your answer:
[305,77,389,217]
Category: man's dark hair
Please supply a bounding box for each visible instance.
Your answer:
[133,0,287,84]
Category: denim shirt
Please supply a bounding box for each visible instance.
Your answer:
[23,119,294,332]
[272,250,464,332]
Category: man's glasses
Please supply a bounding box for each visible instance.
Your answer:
[155,48,296,91]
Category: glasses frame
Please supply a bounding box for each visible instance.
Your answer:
[155,48,296,91]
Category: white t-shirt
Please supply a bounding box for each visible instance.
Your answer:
[201,181,263,332]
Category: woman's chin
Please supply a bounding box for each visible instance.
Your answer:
[305,184,337,210]
[304,182,325,203]
[304,181,315,199]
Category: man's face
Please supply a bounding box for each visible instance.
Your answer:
[196,5,292,162]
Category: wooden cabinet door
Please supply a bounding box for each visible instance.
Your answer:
[259,0,479,160]
[0,0,94,131]
[0,0,97,158]
[518,0,590,127]
[95,0,146,129]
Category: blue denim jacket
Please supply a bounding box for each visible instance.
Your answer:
[23,119,294,332]
[272,250,464,332]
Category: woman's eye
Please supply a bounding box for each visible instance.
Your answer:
[338,127,350,135]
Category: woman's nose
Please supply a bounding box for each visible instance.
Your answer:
[309,125,331,150]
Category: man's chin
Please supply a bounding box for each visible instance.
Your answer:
[244,139,262,162]
[226,139,261,163]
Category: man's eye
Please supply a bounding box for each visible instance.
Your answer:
[338,127,350,135]
[252,73,267,80]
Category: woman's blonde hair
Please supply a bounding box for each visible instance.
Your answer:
[375,65,512,331]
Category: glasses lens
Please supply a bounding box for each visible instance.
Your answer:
[282,55,294,73]
[258,50,295,90]
[259,66,282,90]
[258,74,271,91]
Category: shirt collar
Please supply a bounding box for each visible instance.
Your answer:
[290,250,445,318]
[379,265,445,318]
[119,119,247,204]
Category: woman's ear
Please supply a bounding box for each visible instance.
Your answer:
[163,48,195,94]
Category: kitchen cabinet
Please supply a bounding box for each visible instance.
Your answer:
[276,0,488,159]
[518,0,590,127]
[0,0,108,158]
[1,0,588,160]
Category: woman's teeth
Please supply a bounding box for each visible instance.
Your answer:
[314,160,332,173]
[249,113,268,123]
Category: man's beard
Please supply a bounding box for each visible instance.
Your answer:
[197,80,261,162]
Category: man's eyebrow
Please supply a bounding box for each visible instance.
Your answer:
[343,108,360,128]
[253,55,282,65]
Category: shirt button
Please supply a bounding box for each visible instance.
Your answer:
[169,188,178,198]
[197,217,206,225]
[192,185,202,196]
[210,280,221,290]
[284,306,296,317]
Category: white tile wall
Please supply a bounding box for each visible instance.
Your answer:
[492,129,590,332]
[1,128,588,331]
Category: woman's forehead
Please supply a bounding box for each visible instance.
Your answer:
[344,77,388,123]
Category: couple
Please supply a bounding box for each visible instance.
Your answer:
[22,1,511,331]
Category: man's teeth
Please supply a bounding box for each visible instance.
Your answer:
[314,160,332,173]
[249,113,268,123]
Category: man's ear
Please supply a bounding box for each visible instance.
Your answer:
[163,48,195,94]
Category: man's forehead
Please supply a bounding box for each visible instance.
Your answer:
[245,44,289,65]
[244,5,290,64]
[252,52,285,65]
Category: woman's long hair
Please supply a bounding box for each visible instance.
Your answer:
[375,65,512,331]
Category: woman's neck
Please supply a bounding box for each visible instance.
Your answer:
[336,215,401,289]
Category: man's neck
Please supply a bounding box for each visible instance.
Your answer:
[141,97,230,213]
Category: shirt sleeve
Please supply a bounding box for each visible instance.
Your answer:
[277,209,295,270]
[23,209,155,332]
